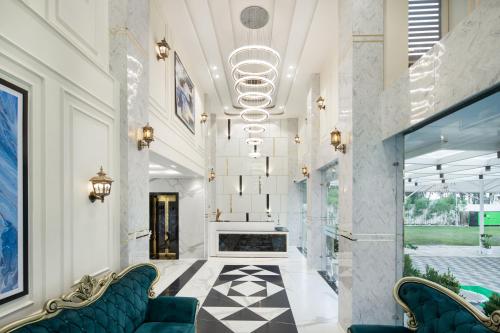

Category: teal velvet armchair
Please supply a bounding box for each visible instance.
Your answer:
[0,264,198,333]
[349,277,500,333]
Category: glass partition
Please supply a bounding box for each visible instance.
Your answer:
[403,89,500,315]
[298,180,308,256]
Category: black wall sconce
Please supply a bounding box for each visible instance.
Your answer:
[239,175,242,196]
[485,165,491,172]
[138,123,154,151]
[227,119,231,140]
[89,167,114,203]
[439,173,444,179]
[479,174,484,180]
[266,194,270,211]
[266,156,269,177]
[156,38,171,61]
[330,128,346,154]
[436,164,442,170]
[441,179,445,184]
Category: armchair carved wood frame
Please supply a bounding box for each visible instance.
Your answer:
[394,277,500,332]
[0,263,161,333]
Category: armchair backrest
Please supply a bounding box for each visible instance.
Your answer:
[394,277,499,333]
[2,264,159,333]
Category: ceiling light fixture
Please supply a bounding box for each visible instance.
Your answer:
[228,45,281,69]
[249,145,261,158]
[234,75,275,96]
[231,59,278,82]
[246,137,263,145]
[240,108,270,122]
[243,124,266,134]
[237,92,272,109]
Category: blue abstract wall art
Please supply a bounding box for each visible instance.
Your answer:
[0,78,28,305]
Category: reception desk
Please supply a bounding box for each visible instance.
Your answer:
[208,222,288,258]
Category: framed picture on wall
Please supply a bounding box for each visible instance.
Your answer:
[174,52,195,134]
[0,77,28,305]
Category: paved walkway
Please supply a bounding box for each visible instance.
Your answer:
[408,246,500,293]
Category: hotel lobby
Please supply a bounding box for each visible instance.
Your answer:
[0,0,499,332]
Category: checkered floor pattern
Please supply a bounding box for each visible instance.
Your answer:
[197,265,298,333]
[411,255,500,292]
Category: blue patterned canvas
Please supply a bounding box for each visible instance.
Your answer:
[0,83,24,302]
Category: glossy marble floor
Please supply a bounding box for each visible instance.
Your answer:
[152,247,340,333]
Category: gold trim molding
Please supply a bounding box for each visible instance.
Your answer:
[393,277,500,332]
[0,263,160,333]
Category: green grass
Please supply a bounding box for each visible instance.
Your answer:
[404,226,500,246]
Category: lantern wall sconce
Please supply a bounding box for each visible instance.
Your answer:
[294,134,301,144]
[89,167,114,203]
[208,168,216,182]
[201,112,208,124]
[301,166,310,178]
[156,38,171,61]
[330,128,346,154]
[138,123,154,150]
[316,96,326,110]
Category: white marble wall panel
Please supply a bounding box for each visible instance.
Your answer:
[216,194,230,212]
[242,175,259,195]
[274,138,289,156]
[269,157,288,175]
[382,0,500,138]
[251,194,267,213]
[269,194,282,213]
[261,176,277,194]
[231,195,252,213]
[277,176,289,194]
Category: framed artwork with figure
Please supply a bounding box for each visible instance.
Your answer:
[174,52,196,134]
[0,77,28,305]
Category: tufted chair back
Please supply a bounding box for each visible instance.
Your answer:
[397,280,495,333]
[12,264,158,333]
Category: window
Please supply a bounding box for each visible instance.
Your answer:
[408,0,441,65]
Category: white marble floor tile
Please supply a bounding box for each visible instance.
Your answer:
[155,247,339,333]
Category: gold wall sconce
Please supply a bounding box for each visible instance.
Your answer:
[138,123,154,151]
[301,166,310,178]
[294,134,301,144]
[316,96,326,110]
[156,38,171,61]
[201,112,208,124]
[208,168,216,182]
[330,128,346,154]
[89,167,113,203]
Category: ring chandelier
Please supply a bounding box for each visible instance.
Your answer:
[240,108,269,122]
[228,45,280,69]
[234,75,275,96]
[245,137,263,145]
[237,92,272,109]
[243,124,266,134]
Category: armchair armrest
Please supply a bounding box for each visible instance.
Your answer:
[146,296,199,324]
[349,325,412,333]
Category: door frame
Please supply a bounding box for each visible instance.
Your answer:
[149,192,180,259]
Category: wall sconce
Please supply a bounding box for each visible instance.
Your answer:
[89,167,113,203]
[156,38,171,61]
[330,128,346,154]
[227,119,231,140]
[294,134,301,144]
[138,123,154,150]
[266,156,270,177]
[208,168,216,182]
[201,112,208,124]
[316,96,326,110]
[302,166,310,178]
[485,165,491,172]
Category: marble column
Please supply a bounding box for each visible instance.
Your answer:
[306,74,323,270]
[109,0,151,268]
[337,0,404,329]
[287,118,301,246]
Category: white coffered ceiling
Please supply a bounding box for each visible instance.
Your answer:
[159,0,336,118]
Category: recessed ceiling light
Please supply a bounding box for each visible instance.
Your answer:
[287,73,293,78]
[288,65,295,70]
[224,106,229,110]
[170,164,177,169]
[214,74,220,79]
[279,105,284,110]
[149,169,181,176]
[211,65,218,71]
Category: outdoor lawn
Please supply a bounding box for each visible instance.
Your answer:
[404,226,500,246]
